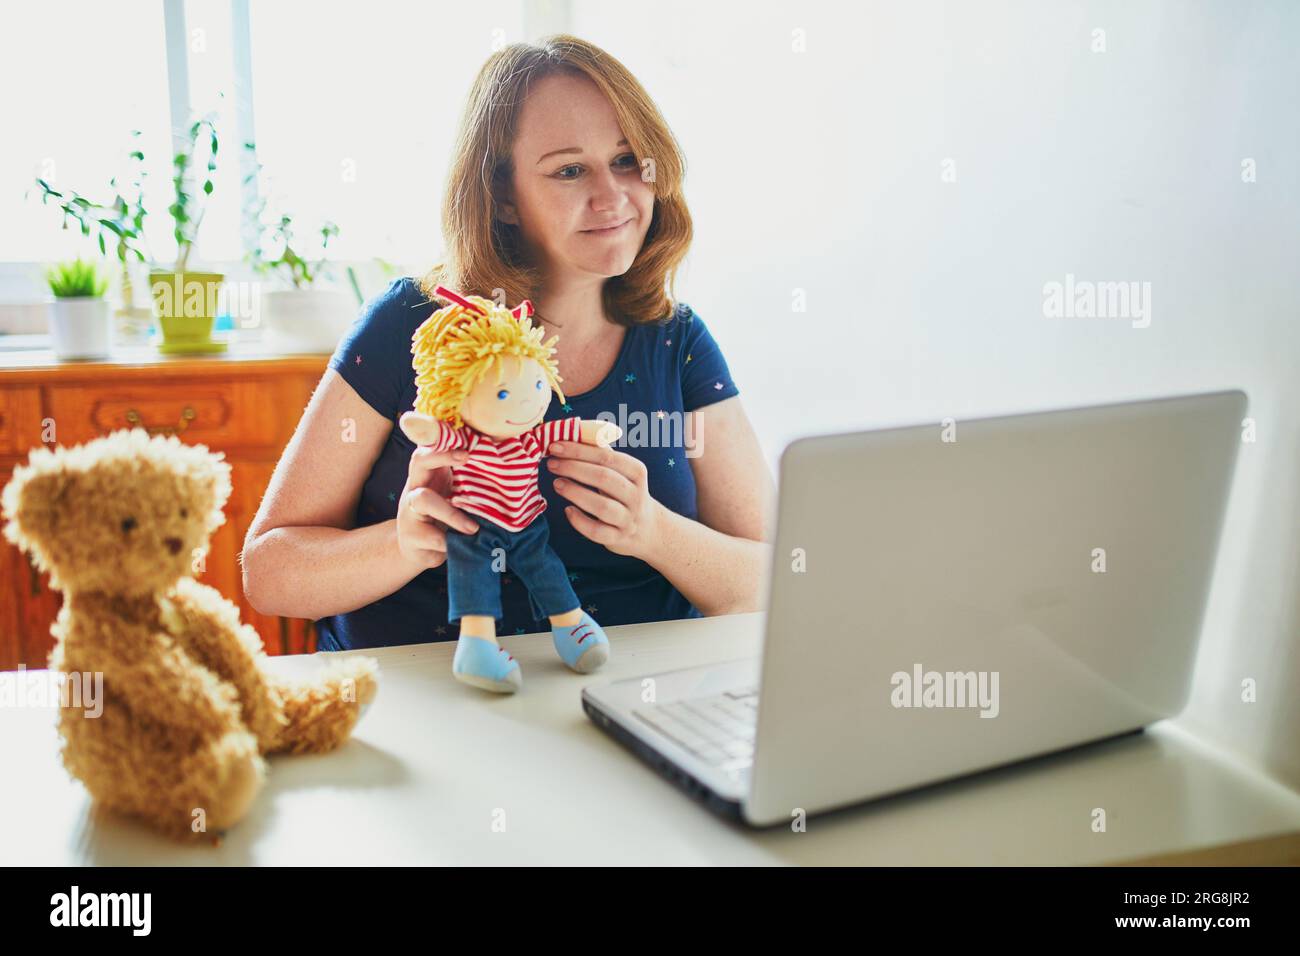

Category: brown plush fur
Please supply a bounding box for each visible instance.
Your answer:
[1,428,379,840]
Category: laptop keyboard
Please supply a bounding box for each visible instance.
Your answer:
[632,686,759,773]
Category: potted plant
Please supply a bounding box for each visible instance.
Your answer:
[148,115,227,356]
[149,114,226,354]
[45,258,111,360]
[32,120,226,353]
[242,142,354,350]
[31,131,155,345]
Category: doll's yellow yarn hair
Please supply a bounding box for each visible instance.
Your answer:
[411,293,564,429]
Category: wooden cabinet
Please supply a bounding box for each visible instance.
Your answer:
[0,346,330,670]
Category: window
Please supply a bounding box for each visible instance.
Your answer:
[0,2,173,264]
[247,0,526,265]
[2,0,533,297]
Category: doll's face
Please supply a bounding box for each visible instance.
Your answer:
[460,355,552,439]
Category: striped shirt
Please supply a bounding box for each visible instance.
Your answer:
[426,416,583,532]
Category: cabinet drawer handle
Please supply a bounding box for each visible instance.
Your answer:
[125,405,196,436]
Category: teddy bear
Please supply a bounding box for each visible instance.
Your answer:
[1,427,379,841]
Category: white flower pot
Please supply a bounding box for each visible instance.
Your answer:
[260,288,355,353]
[49,297,112,360]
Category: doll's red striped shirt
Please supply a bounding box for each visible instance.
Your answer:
[424,416,583,532]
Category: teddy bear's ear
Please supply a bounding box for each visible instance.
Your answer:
[143,431,232,530]
[1,449,73,564]
[197,452,233,532]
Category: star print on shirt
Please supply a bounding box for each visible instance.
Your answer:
[624,373,636,384]
[685,353,692,363]
[714,382,724,389]
[354,355,362,365]
[667,458,675,467]
[665,339,672,346]
[562,402,573,414]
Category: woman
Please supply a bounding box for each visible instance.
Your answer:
[242,34,774,651]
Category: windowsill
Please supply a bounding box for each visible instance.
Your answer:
[0,330,333,370]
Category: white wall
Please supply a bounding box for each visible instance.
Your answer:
[574,0,1300,788]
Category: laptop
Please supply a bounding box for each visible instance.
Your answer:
[581,389,1248,827]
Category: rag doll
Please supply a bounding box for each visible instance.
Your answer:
[398,285,622,693]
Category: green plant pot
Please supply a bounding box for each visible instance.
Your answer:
[148,270,228,353]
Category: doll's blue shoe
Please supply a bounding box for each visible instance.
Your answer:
[453,635,522,693]
[551,611,610,674]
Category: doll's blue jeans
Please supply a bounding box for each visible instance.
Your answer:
[444,514,580,624]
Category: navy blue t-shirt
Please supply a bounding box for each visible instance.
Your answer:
[314,277,741,650]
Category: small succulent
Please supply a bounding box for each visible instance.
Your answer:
[46,258,109,298]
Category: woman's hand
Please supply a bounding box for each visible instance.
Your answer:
[396,444,480,570]
[546,440,666,560]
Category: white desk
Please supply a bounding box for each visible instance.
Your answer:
[3,612,1299,865]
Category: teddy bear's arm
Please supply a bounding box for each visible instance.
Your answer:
[159,577,289,750]
[163,579,379,756]
[101,632,245,740]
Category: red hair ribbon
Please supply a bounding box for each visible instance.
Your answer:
[433,284,533,321]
